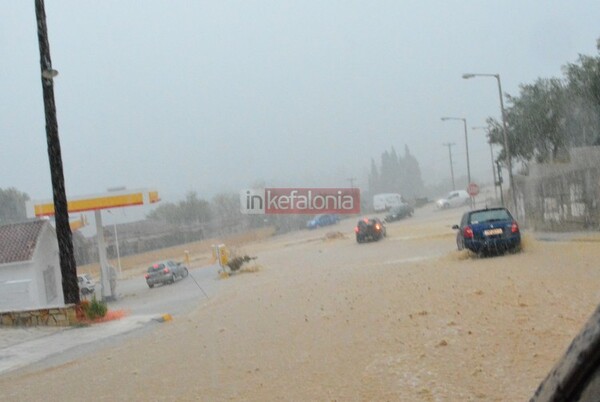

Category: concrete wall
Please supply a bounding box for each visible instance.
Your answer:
[0,262,35,312]
[32,225,64,308]
[514,147,600,231]
[0,225,64,313]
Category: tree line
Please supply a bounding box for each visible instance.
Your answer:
[367,145,425,200]
[146,190,307,236]
[488,38,600,169]
[0,187,29,225]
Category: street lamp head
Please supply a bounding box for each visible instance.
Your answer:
[462,73,475,79]
[42,69,58,79]
[441,116,465,122]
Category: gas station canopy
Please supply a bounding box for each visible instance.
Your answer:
[27,188,160,217]
[25,188,160,302]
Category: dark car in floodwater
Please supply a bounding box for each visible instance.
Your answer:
[144,260,189,288]
[355,218,386,243]
[384,202,414,222]
[453,207,521,255]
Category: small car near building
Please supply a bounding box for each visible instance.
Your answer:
[452,207,521,255]
[145,260,189,288]
[355,218,386,243]
[77,274,95,296]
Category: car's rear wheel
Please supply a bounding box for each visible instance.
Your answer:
[148,284,154,288]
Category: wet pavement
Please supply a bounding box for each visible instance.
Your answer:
[0,314,162,376]
[1,226,598,379]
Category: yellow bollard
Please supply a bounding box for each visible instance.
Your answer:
[219,245,229,267]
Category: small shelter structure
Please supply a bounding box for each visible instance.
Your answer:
[0,220,64,312]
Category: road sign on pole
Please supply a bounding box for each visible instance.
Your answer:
[467,182,480,197]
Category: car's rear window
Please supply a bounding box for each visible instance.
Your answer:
[147,263,165,273]
[469,209,511,224]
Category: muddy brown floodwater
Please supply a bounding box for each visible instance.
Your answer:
[2,206,600,401]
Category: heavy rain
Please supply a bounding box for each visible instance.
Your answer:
[1,1,600,401]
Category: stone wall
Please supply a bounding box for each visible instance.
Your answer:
[0,305,77,327]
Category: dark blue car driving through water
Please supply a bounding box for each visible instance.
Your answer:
[453,207,521,255]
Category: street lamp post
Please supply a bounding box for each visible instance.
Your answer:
[441,117,471,185]
[472,126,499,201]
[462,73,517,211]
[442,142,456,190]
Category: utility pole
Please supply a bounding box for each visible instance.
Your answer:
[496,76,517,212]
[441,117,471,186]
[442,143,456,190]
[462,73,516,210]
[496,161,505,207]
[472,126,499,200]
[488,136,498,200]
[35,0,79,304]
[347,177,356,188]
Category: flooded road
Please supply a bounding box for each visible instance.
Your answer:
[2,204,599,401]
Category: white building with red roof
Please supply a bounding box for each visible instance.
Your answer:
[0,220,65,312]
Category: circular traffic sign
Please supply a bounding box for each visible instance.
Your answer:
[467,182,480,197]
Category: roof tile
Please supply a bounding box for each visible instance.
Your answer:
[0,220,48,265]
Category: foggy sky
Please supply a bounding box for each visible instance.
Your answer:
[2,1,600,207]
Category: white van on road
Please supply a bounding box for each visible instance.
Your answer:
[373,193,404,212]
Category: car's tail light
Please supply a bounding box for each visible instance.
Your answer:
[354,226,359,233]
[144,274,149,279]
[463,226,474,239]
[163,268,170,273]
[375,223,381,230]
[511,221,519,233]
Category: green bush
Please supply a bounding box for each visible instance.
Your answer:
[85,295,108,320]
